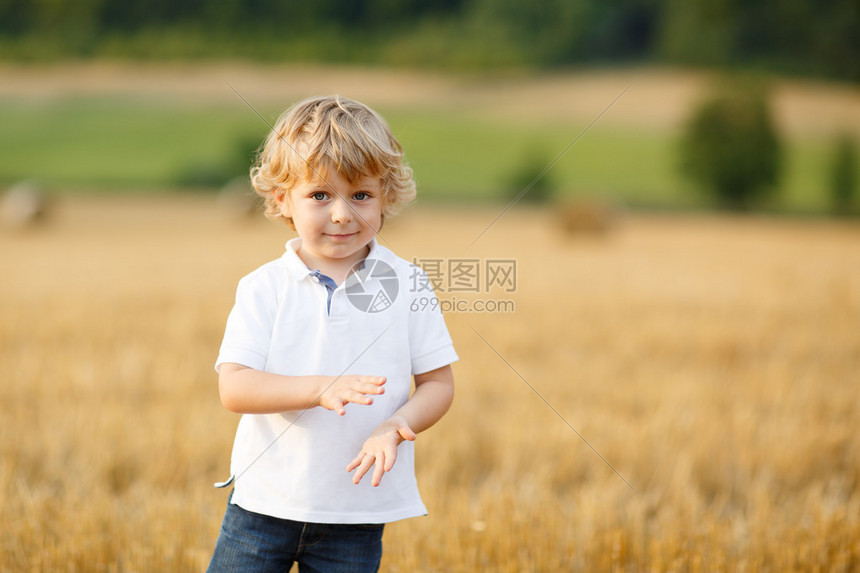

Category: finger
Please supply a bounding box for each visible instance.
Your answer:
[346,452,364,473]
[371,451,386,487]
[353,454,376,484]
[398,426,416,442]
[383,442,397,472]
[346,391,374,406]
[356,377,385,395]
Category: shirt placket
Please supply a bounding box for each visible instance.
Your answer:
[309,270,348,322]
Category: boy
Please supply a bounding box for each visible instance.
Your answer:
[207,95,457,572]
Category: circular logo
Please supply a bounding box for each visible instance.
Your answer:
[344,258,399,313]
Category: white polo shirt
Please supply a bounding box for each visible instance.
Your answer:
[216,237,458,524]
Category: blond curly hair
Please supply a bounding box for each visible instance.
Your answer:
[250,95,416,228]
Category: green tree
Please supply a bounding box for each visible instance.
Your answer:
[658,0,735,66]
[680,81,782,211]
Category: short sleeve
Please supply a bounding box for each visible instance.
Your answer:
[215,272,278,372]
[407,265,459,375]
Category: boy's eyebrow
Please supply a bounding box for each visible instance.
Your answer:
[306,185,373,195]
[308,177,379,192]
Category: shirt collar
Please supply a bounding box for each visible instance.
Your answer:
[282,237,381,281]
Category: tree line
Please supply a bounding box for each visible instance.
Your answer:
[0,0,857,81]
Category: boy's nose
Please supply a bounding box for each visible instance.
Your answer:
[330,197,354,223]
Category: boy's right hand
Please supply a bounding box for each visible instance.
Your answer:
[317,375,386,416]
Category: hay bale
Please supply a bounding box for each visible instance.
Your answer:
[1,181,49,228]
[554,196,621,236]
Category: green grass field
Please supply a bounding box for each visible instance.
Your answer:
[0,95,852,213]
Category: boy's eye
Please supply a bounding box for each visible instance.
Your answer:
[353,192,368,201]
[312,192,327,201]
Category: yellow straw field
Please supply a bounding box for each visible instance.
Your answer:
[1,196,858,571]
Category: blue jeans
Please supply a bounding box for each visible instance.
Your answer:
[207,495,384,573]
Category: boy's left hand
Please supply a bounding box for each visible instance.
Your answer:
[347,416,416,487]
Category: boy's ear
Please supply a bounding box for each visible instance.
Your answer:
[274,188,292,218]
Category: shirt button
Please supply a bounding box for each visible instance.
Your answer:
[312,276,320,283]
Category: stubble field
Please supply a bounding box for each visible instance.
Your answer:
[1,195,858,571]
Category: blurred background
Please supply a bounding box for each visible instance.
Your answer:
[0,0,858,213]
[1,1,859,571]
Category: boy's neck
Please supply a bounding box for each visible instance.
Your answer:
[296,242,372,285]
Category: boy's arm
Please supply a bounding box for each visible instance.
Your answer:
[219,362,386,415]
[393,364,455,434]
[347,364,454,486]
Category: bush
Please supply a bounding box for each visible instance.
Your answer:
[680,81,782,210]
[830,134,857,216]
[505,145,557,204]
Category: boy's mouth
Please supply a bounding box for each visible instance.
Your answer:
[326,232,358,240]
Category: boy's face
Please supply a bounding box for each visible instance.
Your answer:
[276,168,383,273]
